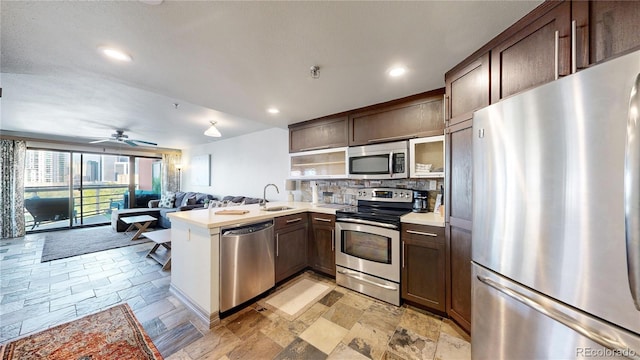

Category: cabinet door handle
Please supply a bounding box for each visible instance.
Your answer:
[313,217,332,222]
[406,229,438,237]
[276,233,279,257]
[299,145,330,152]
[571,20,577,74]
[331,230,335,251]
[443,94,448,123]
[286,217,303,223]
[554,30,559,80]
[402,241,406,268]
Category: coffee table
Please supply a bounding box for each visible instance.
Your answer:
[145,229,171,270]
[120,214,157,240]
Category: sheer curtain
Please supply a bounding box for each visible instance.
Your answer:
[162,153,182,193]
[0,139,27,238]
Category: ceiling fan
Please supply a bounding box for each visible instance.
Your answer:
[89,130,157,147]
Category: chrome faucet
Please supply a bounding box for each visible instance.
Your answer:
[261,184,279,208]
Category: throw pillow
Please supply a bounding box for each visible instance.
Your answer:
[159,192,176,208]
[195,193,213,204]
[208,200,223,208]
[174,191,187,208]
[180,192,196,207]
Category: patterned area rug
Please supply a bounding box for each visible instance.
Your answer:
[41,225,151,262]
[0,304,163,360]
[260,277,333,321]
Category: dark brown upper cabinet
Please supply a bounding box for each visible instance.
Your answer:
[572,1,640,70]
[491,1,571,103]
[288,116,348,153]
[348,89,445,146]
[445,53,490,127]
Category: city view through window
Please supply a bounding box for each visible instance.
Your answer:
[24,149,161,231]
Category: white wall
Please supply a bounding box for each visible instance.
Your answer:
[181,128,289,202]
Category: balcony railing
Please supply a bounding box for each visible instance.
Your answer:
[24,185,130,230]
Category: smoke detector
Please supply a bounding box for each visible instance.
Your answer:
[310,66,320,79]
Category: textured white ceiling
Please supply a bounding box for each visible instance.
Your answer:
[0,1,542,149]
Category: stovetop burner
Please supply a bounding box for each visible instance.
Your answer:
[335,188,414,226]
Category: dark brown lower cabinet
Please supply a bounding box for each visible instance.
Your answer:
[401,223,446,313]
[275,213,308,283]
[308,213,336,277]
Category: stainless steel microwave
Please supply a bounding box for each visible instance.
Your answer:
[347,141,408,179]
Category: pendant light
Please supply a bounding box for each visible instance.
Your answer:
[204,121,221,137]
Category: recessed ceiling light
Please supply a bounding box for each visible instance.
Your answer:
[267,108,280,114]
[388,67,407,77]
[98,46,133,62]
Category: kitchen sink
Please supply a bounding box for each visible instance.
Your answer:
[262,206,294,212]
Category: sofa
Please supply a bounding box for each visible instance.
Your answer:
[111,191,265,231]
[111,191,216,231]
[148,191,218,229]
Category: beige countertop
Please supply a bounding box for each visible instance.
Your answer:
[401,211,445,227]
[167,202,342,229]
[168,201,445,229]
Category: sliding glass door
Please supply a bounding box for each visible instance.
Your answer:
[24,149,161,232]
[24,150,72,231]
[72,153,130,227]
[132,157,162,208]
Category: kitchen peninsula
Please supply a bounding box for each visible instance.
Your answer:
[167,201,444,328]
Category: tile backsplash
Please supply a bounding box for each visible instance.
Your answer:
[297,178,445,209]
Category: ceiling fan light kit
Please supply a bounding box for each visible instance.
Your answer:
[204,121,222,137]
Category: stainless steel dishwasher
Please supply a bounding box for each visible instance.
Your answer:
[220,219,275,312]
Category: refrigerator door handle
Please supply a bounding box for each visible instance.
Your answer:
[477,275,639,357]
[625,73,640,311]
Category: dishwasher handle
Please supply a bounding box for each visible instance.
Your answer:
[222,220,274,236]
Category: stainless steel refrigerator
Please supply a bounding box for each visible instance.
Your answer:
[472,49,640,359]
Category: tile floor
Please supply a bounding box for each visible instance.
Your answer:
[0,228,470,360]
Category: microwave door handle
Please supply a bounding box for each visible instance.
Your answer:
[389,151,393,177]
[625,73,640,311]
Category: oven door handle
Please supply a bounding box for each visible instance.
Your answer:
[337,218,398,229]
[338,269,398,291]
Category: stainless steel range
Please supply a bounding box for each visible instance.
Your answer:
[335,187,413,306]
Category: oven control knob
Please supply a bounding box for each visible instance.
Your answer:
[393,192,398,197]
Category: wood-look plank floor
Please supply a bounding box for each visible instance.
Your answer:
[0,229,470,359]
